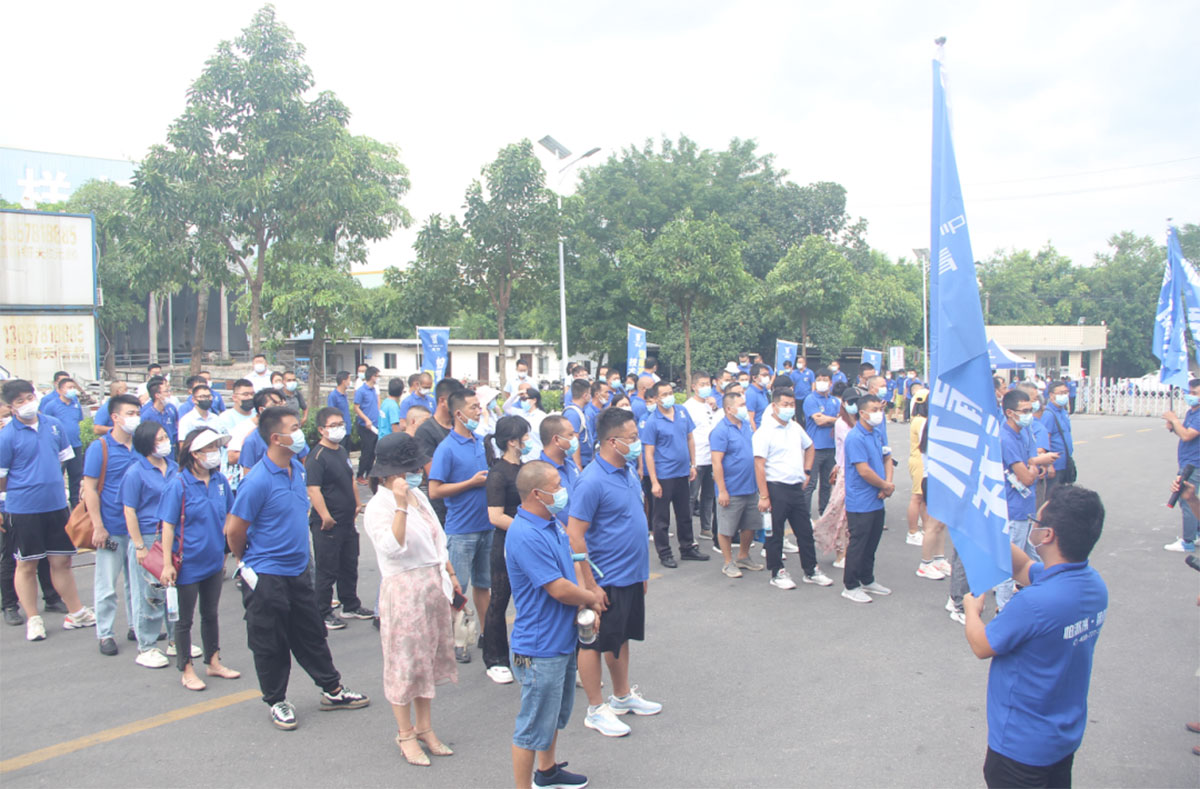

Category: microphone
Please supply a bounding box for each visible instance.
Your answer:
[1167,464,1196,508]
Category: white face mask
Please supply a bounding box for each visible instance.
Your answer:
[16,401,38,420]
[154,441,172,458]
[327,425,347,443]
[254,363,267,374]
[199,451,221,469]
[815,381,830,393]
[281,429,306,453]
[867,411,883,426]
[121,414,141,433]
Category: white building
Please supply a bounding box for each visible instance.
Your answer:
[986,324,1108,379]
[325,337,559,387]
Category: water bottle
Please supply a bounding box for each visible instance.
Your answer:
[576,609,597,645]
[762,511,773,537]
[1005,470,1032,498]
[166,586,180,622]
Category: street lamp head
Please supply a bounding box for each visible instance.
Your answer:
[582,147,601,159]
[538,135,572,160]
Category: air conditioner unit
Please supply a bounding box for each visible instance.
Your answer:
[504,347,516,358]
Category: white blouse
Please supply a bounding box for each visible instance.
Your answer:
[363,485,452,596]
[834,418,853,470]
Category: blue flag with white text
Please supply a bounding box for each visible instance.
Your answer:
[1153,228,1189,388]
[626,324,647,377]
[1167,226,1200,373]
[925,46,1011,596]
[775,340,798,369]
[417,326,449,382]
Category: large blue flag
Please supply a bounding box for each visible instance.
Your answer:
[775,340,798,369]
[1168,226,1200,373]
[626,324,647,377]
[1153,227,1189,387]
[925,42,1011,595]
[417,326,450,382]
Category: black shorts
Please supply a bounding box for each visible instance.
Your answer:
[9,508,75,561]
[581,582,644,655]
[920,477,927,498]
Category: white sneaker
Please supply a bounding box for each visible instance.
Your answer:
[62,607,96,629]
[832,557,845,569]
[575,671,603,689]
[26,615,47,641]
[862,581,892,596]
[782,538,800,554]
[711,543,724,554]
[916,563,946,580]
[584,703,631,736]
[945,596,957,613]
[608,685,662,716]
[949,609,967,625]
[770,569,797,590]
[841,587,872,604]
[934,558,953,576]
[905,532,924,546]
[1163,539,1196,552]
[803,569,834,586]
[136,648,170,669]
[722,562,743,578]
[486,665,514,684]
[165,642,204,658]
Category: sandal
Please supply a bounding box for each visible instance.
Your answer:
[416,728,454,757]
[181,674,207,692]
[395,729,430,767]
[206,664,241,679]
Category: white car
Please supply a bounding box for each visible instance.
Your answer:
[1126,373,1176,395]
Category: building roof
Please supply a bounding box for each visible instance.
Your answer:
[985,325,1107,352]
[328,337,554,348]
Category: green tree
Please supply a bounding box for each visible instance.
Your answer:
[765,235,856,355]
[1078,231,1163,377]
[624,209,747,383]
[977,245,1082,325]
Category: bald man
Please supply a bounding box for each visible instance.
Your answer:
[91,381,129,437]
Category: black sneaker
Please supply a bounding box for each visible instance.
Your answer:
[341,606,374,620]
[127,627,137,642]
[43,600,68,614]
[372,616,380,631]
[99,637,118,656]
[455,646,471,663]
[659,556,678,569]
[320,686,370,710]
[679,546,710,562]
[534,761,589,788]
[324,615,347,630]
[3,607,24,627]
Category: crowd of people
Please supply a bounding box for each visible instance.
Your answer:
[0,349,1121,787]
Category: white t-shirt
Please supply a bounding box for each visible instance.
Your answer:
[245,371,274,392]
[682,397,717,467]
[752,414,814,485]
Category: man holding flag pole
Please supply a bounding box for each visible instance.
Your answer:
[927,38,1109,789]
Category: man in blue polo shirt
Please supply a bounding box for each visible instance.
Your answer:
[1163,377,1200,553]
[353,366,381,484]
[507,460,600,789]
[829,361,847,388]
[92,380,129,437]
[326,371,353,450]
[227,406,369,731]
[996,390,1042,610]
[804,369,841,515]
[398,372,435,422]
[841,394,895,604]
[41,375,85,508]
[562,380,592,469]
[790,357,815,401]
[0,380,96,642]
[538,415,578,527]
[567,407,660,739]
[82,392,144,656]
[140,378,179,453]
[736,353,752,375]
[1041,381,1074,497]
[963,485,1107,788]
[429,388,492,664]
[710,390,763,578]
[744,363,771,429]
[643,381,706,568]
[583,380,609,465]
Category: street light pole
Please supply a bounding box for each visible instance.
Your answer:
[914,248,930,381]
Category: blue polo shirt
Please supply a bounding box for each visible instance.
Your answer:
[0,416,73,514]
[121,455,178,534]
[240,428,308,469]
[803,392,840,450]
[94,398,114,428]
[844,422,885,513]
[231,454,311,576]
[583,402,603,462]
[158,468,233,585]
[985,560,1108,766]
[83,433,139,533]
[1040,404,1073,471]
[831,370,848,387]
[885,378,898,402]
[708,415,756,496]
[1001,422,1037,521]
[379,399,402,435]
[564,406,592,466]
[506,507,579,657]
[140,402,180,445]
[629,395,647,421]
[790,367,815,399]
[737,363,751,375]
[540,450,578,527]
[398,392,435,419]
[569,455,650,588]
[1179,406,1200,468]
[41,395,84,447]
[327,388,352,429]
[641,405,695,480]
[745,383,769,427]
[429,429,491,535]
[1067,380,1077,397]
[1030,418,1050,454]
[354,384,380,429]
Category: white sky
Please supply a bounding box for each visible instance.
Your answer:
[5,0,1197,281]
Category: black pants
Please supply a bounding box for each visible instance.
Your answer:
[63,452,84,509]
[690,465,716,535]
[175,568,223,670]
[811,449,836,515]
[984,747,1074,788]
[0,514,61,609]
[483,528,511,669]
[310,523,361,618]
[844,509,885,590]
[241,572,341,705]
[766,481,817,576]
[652,476,695,559]
[356,428,378,479]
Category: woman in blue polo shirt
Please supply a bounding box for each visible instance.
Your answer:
[121,421,179,669]
[158,428,241,691]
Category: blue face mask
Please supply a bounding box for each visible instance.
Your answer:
[459,413,479,431]
[1187,394,1200,408]
[1054,394,1069,407]
[844,403,858,415]
[735,406,749,421]
[777,406,795,422]
[696,386,713,399]
[405,472,424,489]
[520,398,533,411]
[64,388,78,400]
[538,486,569,516]
[520,438,534,456]
[617,437,642,463]
[1016,412,1034,427]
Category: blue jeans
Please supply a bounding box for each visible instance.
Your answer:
[447,530,493,591]
[127,533,169,652]
[1181,501,1198,545]
[94,533,133,640]
[512,651,576,751]
[994,518,1035,610]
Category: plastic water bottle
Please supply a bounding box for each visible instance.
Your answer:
[166,586,180,622]
[762,511,773,537]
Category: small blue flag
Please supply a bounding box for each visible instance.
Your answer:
[626,324,647,377]
[417,326,450,382]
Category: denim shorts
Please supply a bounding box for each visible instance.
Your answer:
[447,530,493,591]
[512,651,576,751]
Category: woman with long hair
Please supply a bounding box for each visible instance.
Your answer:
[481,415,532,685]
[813,385,862,568]
[911,389,950,579]
[364,432,459,766]
[157,428,240,690]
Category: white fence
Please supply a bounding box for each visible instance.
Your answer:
[1077,378,1182,417]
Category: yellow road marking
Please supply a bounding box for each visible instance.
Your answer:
[1137,428,1153,433]
[1074,440,1088,445]
[649,572,663,580]
[1102,434,1123,439]
[0,688,260,774]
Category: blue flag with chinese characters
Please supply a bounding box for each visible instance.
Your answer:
[925,45,1011,596]
[626,324,647,377]
[417,326,449,382]
[775,340,798,369]
[1153,227,1189,387]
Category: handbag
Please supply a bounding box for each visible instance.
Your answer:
[139,478,185,579]
[65,438,107,548]
[1051,412,1078,484]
